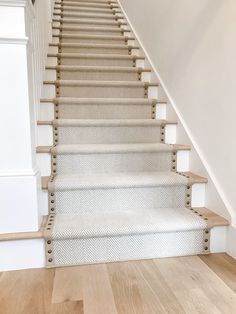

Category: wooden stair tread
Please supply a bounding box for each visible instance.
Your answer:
[37,119,176,126]
[43,80,158,87]
[48,53,144,59]
[36,143,191,154]
[52,25,130,32]
[0,217,47,241]
[46,65,151,72]
[49,42,138,49]
[40,97,167,104]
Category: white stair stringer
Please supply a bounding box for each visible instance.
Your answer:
[40,0,216,268]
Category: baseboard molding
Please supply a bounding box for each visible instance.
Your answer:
[227,226,236,259]
[0,239,45,272]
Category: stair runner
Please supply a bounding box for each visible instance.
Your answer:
[44,0,211,267]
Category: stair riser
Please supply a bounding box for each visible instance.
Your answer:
[53,19,123,27]
[60,0,116,2]
[58,70,140,81]
[59,46,130,54]
[55,2,118,9]
[37,150,189,176]
[49,185,187,214]
[54,13,123,20]
[59,85,145,98]
[59,57,134,66]
[52,34,134,45]
[54,151,174,174]
[54,28,125,36]
[54,7,121,15]
[54,103,152,119]
[59,36,126,44]
[46,230,208,267]
[54,125,162,144]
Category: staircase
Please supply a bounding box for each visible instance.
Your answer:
[37,0,225,268]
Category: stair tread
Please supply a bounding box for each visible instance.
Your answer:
[53,33,133,40]
[50,43,136,49]
[44,80,158,87]
[48,52,143,59]
[39,143,190,154]
[54,12,124,20]
[46,207,209,240]
[38,118,176,126]
[50,118,175,126]
[53,26,128,32]
[52,18,127,26]
[46,65,151,72]
[41,97,163,104]
[42,172,208,190]
[48,171,188,191]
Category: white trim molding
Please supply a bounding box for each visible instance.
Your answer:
[0,0,27,7]
[0,36,28,45]
[227,226,236,259]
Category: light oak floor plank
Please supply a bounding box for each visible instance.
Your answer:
[50,300,83,314]
[52,264,117,314]
[200,253,236,293]
[154,256,236,314]
[0,268,55,314]
[1,254,236,314]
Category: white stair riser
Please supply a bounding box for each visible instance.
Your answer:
[0,225,226,271]
[46,230,208,267]
[37,150,189,176]
[54,8,120,15]
[53,151,175,174]
[59,56,134,66]
[39,102,54,121]
[49,185,202,214]
[60,36,126,45]
[59,85,148,98]
[37,123,176,145]
[59,70,141,81]
[42,84,156,98]
[52,28,125,36]
[56,103,153,119]
[59,46,131,54]
[40,101,154,120]
[53,20,123,28]
[44,68,151,83]
[56,124,162,143]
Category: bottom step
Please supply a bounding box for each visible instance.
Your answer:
[44,207,211,267]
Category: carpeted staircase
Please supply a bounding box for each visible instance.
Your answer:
[43,0,211,267]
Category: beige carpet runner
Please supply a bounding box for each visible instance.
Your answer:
[44,0,211,267]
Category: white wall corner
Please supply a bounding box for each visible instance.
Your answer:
[118,0,233,224]
[227,225,236,259]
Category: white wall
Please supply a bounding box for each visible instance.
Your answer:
[119,0,236,223]
[0,0,54,233]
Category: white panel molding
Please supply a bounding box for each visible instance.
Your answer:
[0,167,40,177]
[0,36,28,44]
[0,0,27,7]
[118,0,235,223]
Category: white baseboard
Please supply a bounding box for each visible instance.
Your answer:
[210,226,227,253]
[227,225,236,259]
[0,239,45,272]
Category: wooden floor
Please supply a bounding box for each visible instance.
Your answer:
[1,254,236,314]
